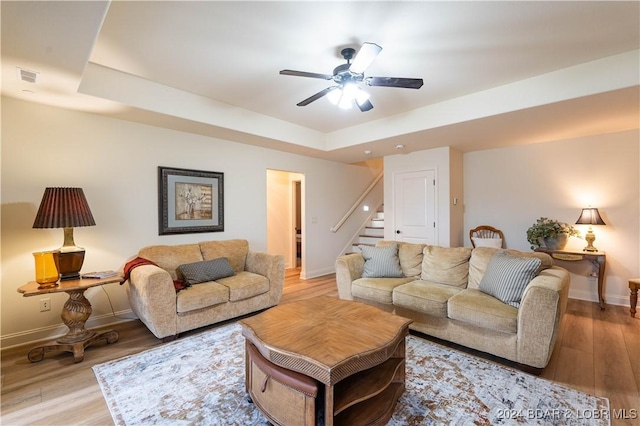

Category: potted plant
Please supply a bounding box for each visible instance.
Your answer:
[526,217,580,250]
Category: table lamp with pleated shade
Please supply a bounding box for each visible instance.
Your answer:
[32,187,96,280]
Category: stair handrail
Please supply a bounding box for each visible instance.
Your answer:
[330,172,383,233]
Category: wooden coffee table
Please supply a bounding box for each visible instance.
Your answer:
[239,296,412,426]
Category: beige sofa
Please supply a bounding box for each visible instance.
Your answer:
[335,242,570,369]
[125,239,285,340]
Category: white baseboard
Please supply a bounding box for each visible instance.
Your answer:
[1,309,138,350]
[568,289,630,309]
[300,266,336,280]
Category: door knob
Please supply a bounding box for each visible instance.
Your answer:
[396,230,401,234]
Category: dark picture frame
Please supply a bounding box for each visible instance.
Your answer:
[158,166,224,235]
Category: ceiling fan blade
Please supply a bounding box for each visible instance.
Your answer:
[349,42,382,74]
[366,76,424,89]
[280,69,333,80]
[297,86,339,106]
[357,99,374,112]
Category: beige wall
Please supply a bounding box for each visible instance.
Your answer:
[1,97,378,347]
[464,130,639,306]
[2,94,637,347]
[381,131,638,306]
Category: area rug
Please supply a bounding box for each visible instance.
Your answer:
[93,323,609,425]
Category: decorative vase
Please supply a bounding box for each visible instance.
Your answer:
[33,251,59,288]
[543,233,569,250]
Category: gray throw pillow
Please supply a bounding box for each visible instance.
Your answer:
[177,257,236,286]
[361,243,403,278]
[479,251,542,308]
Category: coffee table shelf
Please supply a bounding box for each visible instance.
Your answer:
[333,356,404,415]
[334,382,405,426]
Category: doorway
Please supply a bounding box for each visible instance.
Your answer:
[266,170,304,274]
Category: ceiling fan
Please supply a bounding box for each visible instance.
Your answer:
[280,42,424,112]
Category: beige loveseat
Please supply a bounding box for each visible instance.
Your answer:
[125,239,285,340]
[335,242,570,369]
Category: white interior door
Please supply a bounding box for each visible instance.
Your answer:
[393,169,437,244]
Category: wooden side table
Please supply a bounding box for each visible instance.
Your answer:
[17,274,123,363]
[536,248,607,310]
[629,278,640,318]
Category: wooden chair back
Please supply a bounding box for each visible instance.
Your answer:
[469,225,504,248]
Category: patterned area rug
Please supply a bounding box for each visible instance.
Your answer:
[93,323,609,425]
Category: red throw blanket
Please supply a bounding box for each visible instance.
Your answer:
[120,256,187,292]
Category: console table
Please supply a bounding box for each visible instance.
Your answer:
[17,274,122,362]
[536,248,606,310]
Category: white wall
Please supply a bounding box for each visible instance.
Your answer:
[464,130,640,306]
[1,97,378,347]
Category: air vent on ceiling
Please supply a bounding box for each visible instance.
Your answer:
[16,67,39,84]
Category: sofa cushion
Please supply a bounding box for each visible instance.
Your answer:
[479,251,542,308]
[393,281,463,318]
[138,244,203,280]
[176,282,229,313]
[352,277,415,304]
[421,246,472,288]
[217,271,270,302]
[199,239,249,273]
[468,247,553,290]
[177,258,236,286]
[376,241,425,278]
[360,244,403,278]
[448,289,518,334]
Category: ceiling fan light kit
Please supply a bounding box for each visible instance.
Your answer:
[280,42,423,112]
[326,83,371,110]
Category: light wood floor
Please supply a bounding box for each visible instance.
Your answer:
[1,269,638,425]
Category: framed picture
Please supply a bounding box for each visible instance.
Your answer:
[158,166,224,235]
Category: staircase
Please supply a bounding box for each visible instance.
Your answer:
[350,206,385,253]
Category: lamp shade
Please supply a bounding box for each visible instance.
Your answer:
[575,207,606,226]
[33,187,96,229]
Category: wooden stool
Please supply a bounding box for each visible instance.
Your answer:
[629,278,640,318]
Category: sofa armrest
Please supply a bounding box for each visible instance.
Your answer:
[335,253,365,300]
[246,251,285,305]
[516,266,570,368]
[125,265,178,339]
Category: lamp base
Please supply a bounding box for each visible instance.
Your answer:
[583,230,598,252]
[53,250,85,281]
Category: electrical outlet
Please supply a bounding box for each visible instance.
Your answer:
[40,298,51,312]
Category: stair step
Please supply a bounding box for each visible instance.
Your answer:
[357,235,384,245]
[363,227,384,237]
[346,204,385,255]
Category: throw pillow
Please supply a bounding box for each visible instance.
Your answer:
[360,243,404,278]
[376,241,425,278]
[177,257,236,286]
[471,237,503,249]
[479,251,542,308]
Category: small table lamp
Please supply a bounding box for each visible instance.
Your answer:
[32,187,96,280]
[575,207,606,252]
